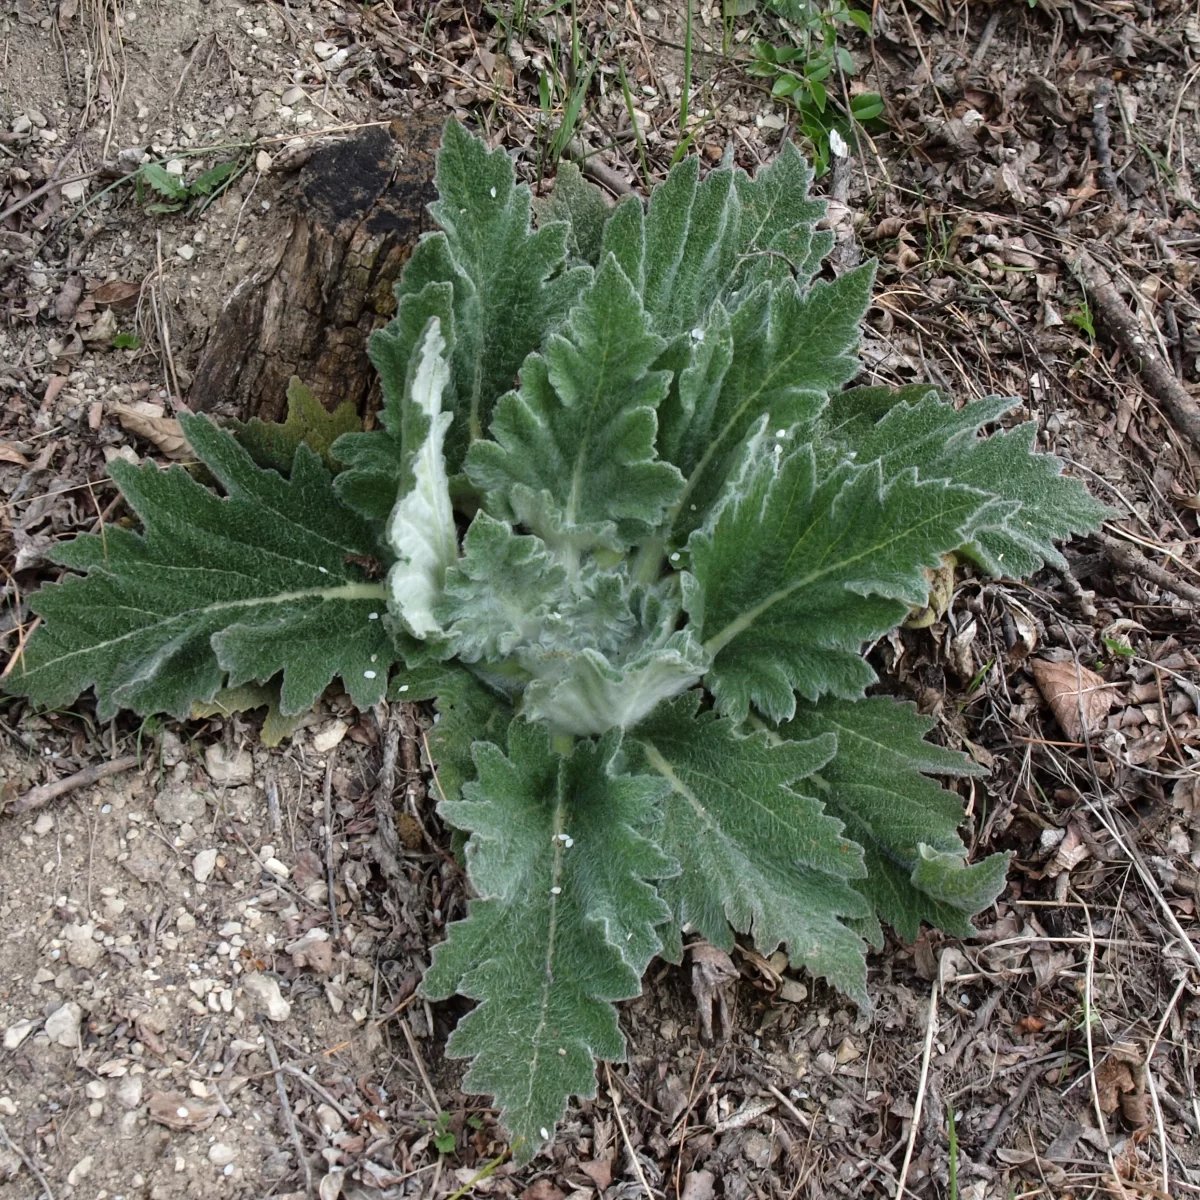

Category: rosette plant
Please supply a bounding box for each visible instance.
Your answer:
[10,121,1106,1158]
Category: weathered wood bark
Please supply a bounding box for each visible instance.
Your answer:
[189,117,441,422]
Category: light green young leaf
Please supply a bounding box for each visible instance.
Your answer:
[191,679,303,747]
[230,376,361,476]
[628,693,871,1005]
[422,722,674,1161]
[685,432,990,722]
[781,696,1009,944]
[385,317,457,639]
[398,121,590,462]
[9,415,393,720]
[521,631,709,738]
[466,255,683,555]
[818,386,1110,576]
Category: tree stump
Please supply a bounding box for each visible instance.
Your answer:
[189,116,442,422]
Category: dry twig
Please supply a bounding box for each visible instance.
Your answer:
[895,975,938,1198]
[1073,250,1200,451]
[263,1029,314,1197]
[1099,533,1200,603]
[7,754,140,816]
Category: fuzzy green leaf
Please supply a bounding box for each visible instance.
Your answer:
[782,696,1009,944]
[665,265,876,542]
[628,693,871,1004]
[533,161,611,266]
[231,376,361,475]
[422,722,674,1161]
[686,432,990,722]
[466,255,684,554]
[191,679,303,746]
[399,121,590,463]
[9,416,394,719]
[818,386,1110,575]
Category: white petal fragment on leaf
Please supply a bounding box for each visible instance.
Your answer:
[386,317,457,638]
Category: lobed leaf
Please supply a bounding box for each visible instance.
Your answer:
[466,255,684,556]
[818,386,1111,576]
[686,430,990,722]
[10,415,394,719]
[628,693,871,1005]
[422,722,675,1161]
[230,376,360,475]
[782,696,1009,944]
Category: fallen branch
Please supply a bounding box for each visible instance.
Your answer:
[1072,250,1200,451]
[8,754,140,816]
[1100,532,1200,603]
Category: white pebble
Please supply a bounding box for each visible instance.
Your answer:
[363,670,376,679]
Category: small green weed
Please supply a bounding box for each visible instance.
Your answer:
[1067,299,1096,340]
[112,331,142,351]
[135,159,241,214]
[432,1111,456,1155]
[745,0,884,175]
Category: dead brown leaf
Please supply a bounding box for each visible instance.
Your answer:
[1030,658,1117,740]
[91,279,142,308]
[148,1091,219,1131]
[579,1159,613,1190]
[53,273,83,322]
[0,441,29,466]
[519,1182,566,1200]
[109,402,190,459]
[1095,1059,1136,1114]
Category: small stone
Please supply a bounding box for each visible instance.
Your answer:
[208,1143,236,1167]
[33,813,54,836]
[65,922,103,969]
[61,179,87,203]
[176,911,197,934]
[3,1020,36,1050]
[27,109,47,128]
[311,719,349,754]
[780,980,808,1004]
[85,1080,107,1100]
[313,41,338,59]
[280,85,305,106]
[11,114,32,135]
[250,93,274,122]
[176,244,195,262]
[45,1002,82,1048]
[242,973,291,1021]
[262,857,290,880]
[88,1100,104,1119]
[0,1097,16,1116]
[835,1037,862,1065]
[316,1104,343,1136]
[164,158,185,176]
[255,149,273,173]
[204,743,253,785]
[192,848,218,883]
[234,236,250,254]
[116,1076,143,1109]
[67,1155,93,1186]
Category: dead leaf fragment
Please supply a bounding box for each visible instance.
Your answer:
[91,279,142,308]
[519,1182,566,1200]
[110,402,190,459]
[579,1159,613,1189]
[148,1091,219,1131]
[53,273,83,321]
[1030,658,1116,740]
[0,441,29,466]
[1095,1059,1135,1114]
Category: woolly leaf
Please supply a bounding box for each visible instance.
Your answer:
[400,120,590,464]
[384,317,457,638]
[687,434,990,722]
[666,265,876,541]
[533,160,611,266]
[782,697,1009,944]
[422,723,674,1161]
[466,255,683,555]
[818,386,1111,576]
[10,415,394,719]
[628,693,871,1004]
[231,377,361,475]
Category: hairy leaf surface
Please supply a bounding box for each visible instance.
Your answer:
[686,434,989,722]
[819,386,1110,575]
[629,693,871,1004]
[231,377,360,475]
[11,415,393,719]
[422,723,674,1160]
[782,697,1009,943]
[466,255,683,554]
[398,120,590,462]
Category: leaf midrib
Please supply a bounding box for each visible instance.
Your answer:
[24,581,388,676]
